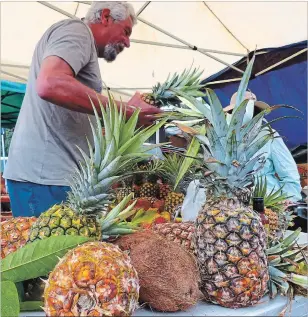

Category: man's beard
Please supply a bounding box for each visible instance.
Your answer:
[102,43,124,62]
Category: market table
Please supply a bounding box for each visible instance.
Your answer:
[19,295,308,317]
[19,233,308,317]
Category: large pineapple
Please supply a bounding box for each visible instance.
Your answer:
[191,57,278,308]
[1,217,37,258]
[44,241,139,316]
[27,92,166,243]
[141,66,205,108]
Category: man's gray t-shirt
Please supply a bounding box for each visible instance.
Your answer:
[4,19,102,186]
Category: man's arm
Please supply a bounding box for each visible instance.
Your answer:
[37,56,126,114]
[36,56,161,125]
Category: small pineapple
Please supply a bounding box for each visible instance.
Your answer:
[44,241,139,316]
[139,181,159,198]
[252,176,294,241]
[138,163,160,198]
[165,192,185,214]
[158,183,172,200]
[141,66,205,108]
[27,92,165,243]
[158,153,191,216]
[1,217,37,258]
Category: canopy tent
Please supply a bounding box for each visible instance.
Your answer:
[1,80,26,128]
[1,1,307,102]
[202,40,308,150]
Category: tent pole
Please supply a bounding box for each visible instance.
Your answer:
[255,48,308,76]
[205,78,242,86]
[131,39,245,57]
[137,2,151,16]
[1,64,30,69]
[37,2,245,73]
[137,17,244,74]
[1,71,27,82]
[203,2,249,53]
[38,2,79,19]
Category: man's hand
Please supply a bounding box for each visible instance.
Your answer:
[127,92,162,126]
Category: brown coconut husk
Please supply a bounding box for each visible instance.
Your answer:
[115,230,200,312]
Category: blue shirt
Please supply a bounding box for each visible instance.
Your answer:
[254,131,302,202]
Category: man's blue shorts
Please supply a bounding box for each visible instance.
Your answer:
[6,180,71,217]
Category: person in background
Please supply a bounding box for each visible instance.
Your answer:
[4,2,161,217]
[224,91,302,202]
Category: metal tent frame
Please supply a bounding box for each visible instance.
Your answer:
[1,0,249,95]
[2,1,306,95]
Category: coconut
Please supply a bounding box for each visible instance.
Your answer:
[115,230,200,312]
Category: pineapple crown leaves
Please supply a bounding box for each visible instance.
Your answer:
[99,194,139,237]
[151,65,206,106]
[252,176,294,209]
[182,56,299,197]
[67,92,167,215]
[159,134,202,192]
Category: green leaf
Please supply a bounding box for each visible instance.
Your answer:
[1,281,20,317]
[206,88,228,139]
[174,126,205,189]
[234,55,255,111]
[20,301,44,312]
[1,236,91,283]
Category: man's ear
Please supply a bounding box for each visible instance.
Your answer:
[100,8,111,26]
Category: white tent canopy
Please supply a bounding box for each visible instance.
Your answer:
[1,1,307,101]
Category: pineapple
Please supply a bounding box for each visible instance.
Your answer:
[139,180,159,198]
[138,161,160,198]
[159,153,189,216]
[252,176,295,241]
[141,66,205,108]
[153,221,195,253]
[27,92,166,243]
[1,217,37,258]
[192,57,277,308]
[44,241,139,316]
[158,183,172,200]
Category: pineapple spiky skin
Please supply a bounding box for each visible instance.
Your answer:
[195,198,269,308]
[1,217,37,258]
[265,208,279,232]
[116,187,134,203]
[158,183,172,200]
[44,241,139,316]
[164,192,185,215]
[27,205,101,243]
[153,221,195,253]
[139,182,159,198]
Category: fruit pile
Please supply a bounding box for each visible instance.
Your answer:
[1,59,307,317]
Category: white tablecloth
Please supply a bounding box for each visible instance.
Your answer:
[20,295,308,317]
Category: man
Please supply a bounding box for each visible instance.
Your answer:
[224,91,302,202]
[4,2,161,217]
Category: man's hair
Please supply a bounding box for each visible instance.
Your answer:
[84,1,137,25]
